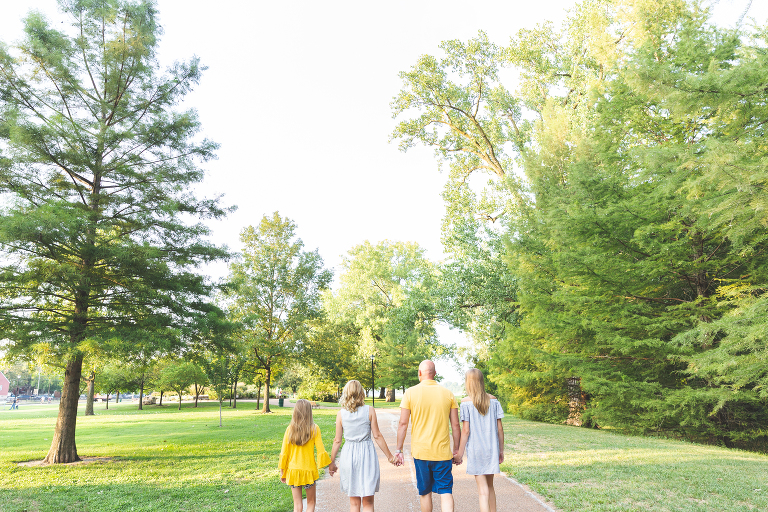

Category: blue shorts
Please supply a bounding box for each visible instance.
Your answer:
[413,458,453,495]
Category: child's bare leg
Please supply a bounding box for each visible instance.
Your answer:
[486,475,497,512]
[305,484,316,512]
[361,495,375,512]
[349,497,361,512]
[474,475,491,512]
[291,487,304,512]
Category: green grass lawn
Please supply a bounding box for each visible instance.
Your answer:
[2,401,768,511]
[0,400,336,512]
[502,416,768,512]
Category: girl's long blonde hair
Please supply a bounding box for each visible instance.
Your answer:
[465,368,490,416]
[339,380,365,412]
[288,399,315,446]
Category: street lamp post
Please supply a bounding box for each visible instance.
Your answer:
[371,354,375,408]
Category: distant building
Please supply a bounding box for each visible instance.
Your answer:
[0,371,9,398]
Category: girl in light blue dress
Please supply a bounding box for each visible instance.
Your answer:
[328,380,398,512]
[454,368,505,512]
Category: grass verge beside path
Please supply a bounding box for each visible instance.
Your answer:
[502,416,768,512]
[0,401,336,512]
[4,403,768,511]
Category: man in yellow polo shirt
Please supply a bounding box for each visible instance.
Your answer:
[395,360,460,512]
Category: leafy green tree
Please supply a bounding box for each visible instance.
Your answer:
[389,32,528,375]
[201,349,230,427]
[274,362,304,395]
[95,361,133,409]
[158,360,203,410]
[226,213,332,413]
[302,317,368,395]
[324,241,442,393]
[0,0,229,463]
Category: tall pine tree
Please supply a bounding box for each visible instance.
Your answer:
[0,0,229,462]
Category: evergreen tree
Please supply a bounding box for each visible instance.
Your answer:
[0,0,229,462]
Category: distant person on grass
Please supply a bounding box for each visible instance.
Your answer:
[279,399,332,512]
[395,360,461,512]
[328,380,400,512]
[453,368,505,512]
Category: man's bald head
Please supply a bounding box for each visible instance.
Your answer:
[418,360,436,381]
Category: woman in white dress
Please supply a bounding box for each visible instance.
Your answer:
[453,368,505,512]
[328,380,398,512]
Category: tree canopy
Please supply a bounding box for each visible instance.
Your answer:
[0,0,230,462]
[226,212,332,413]
[392,0,768,447]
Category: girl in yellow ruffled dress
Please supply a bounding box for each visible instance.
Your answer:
[279,399,332,512]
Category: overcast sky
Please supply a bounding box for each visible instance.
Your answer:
[1,0,766,380]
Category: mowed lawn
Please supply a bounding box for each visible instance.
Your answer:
[503,416,768,512]
[2,401,768,511]
[0,400,336,512]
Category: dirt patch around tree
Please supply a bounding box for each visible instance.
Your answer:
[18,457,115,467]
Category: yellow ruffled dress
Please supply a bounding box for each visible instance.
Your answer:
[278,424,332,486]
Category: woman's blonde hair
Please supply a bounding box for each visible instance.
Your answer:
[465,368,490,416]
[339,380,366,412]
[288,399,315,446]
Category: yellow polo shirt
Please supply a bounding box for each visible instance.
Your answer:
[400,379,458,461]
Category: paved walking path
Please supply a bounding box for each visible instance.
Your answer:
[315,409,558,511]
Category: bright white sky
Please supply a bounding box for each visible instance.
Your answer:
[1,0,766,381]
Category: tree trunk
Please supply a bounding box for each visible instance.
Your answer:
[138,381,144,411]
[378,387,386,399]
[256,382,262,411]
[566,377,583,426]
[262,368,272,413]
[386,388,396,402]
[158,390,164,406]
[178,392,182,410]
[105,394,110,410]
[43,355,84,464]
[85,371,95,416]
[232,381,238,409]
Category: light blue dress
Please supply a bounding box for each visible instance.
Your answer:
[339,405,380,496]
[460,398,505,475]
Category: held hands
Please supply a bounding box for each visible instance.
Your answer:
[328,461,338,476]
[393,452,405,467]
[452,450,463,465]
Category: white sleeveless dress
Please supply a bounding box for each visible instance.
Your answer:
[339,405,380,496]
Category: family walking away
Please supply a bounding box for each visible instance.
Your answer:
[277,361,505,512]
